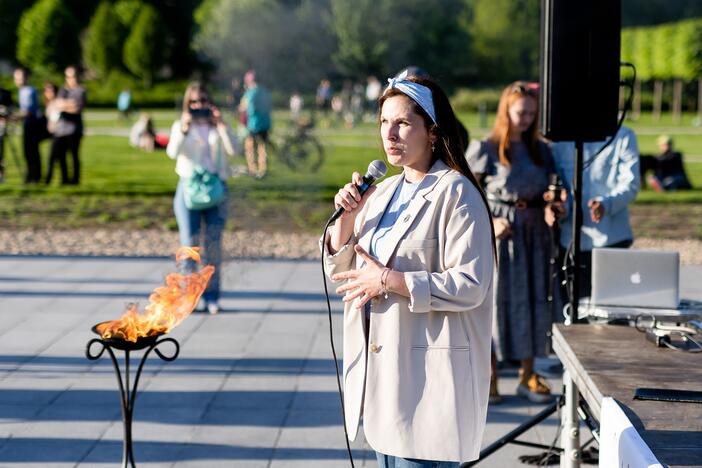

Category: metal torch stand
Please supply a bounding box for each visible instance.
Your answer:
[86,337,180,468]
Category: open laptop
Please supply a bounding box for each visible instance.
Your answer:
[590,248,679,309]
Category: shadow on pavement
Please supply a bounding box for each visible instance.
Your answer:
[0,438,372,463]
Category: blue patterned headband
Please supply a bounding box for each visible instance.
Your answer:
[384,70,437,125]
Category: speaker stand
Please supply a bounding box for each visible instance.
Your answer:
[567,140,585,324]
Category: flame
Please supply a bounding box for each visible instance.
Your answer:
[96,247,214,342]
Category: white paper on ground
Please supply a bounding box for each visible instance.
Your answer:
[599,397,663,468]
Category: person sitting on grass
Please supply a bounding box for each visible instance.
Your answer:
[643,135,693,192]
[129,113,168,152]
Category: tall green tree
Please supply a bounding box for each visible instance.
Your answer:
[329,0,473,85]
[151,0,202,78]
[330,0,394,77]
[83,1,127,78]
[16,0,81,75]
[114,0,143,26]
[123,4,165,88]
[397,0,473,86]
[194,0,336,92]
[622,0,702,27]
[468,0,541,83]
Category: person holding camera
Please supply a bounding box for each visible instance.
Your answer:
[166,82,236,315]
[13,68,42,184]
[466,81,559,405]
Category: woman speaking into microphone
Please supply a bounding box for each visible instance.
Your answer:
[322,73,496,467]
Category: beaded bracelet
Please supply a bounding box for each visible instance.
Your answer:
[380,267,391,299]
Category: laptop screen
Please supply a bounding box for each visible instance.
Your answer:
[591,248,679,309]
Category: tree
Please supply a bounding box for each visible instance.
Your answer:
[285,0,338,90]
[671,19,702,122]
[194,0,336,92]
[468,0,541,83]
[194,0,283,84]
[151,0,202,78]
[114,0,143,26]
[0,0,32,61]
[330,0,394,77]
[83,1,127,78]
[397,0,473,86]
[123,4,165,88]
[16,0,81,75]
[328,0,474,85]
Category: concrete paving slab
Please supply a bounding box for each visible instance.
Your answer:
[0,256,698,467]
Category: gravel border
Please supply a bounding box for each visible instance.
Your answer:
[0,229,320,259]
[1,228,701,265]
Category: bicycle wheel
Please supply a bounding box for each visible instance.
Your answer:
[280,136,324,172]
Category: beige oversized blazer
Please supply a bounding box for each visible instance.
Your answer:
[322,160,494,462]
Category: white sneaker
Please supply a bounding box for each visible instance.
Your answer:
[207,302,221,315]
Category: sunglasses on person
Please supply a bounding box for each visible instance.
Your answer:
[189,97,209,104]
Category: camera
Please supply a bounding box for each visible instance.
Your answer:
[547,174,565,202]
[188,106,212,120]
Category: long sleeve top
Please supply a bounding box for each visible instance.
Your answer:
[166,121,236,180]
[551,126,640,251]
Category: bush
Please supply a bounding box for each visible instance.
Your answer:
[82,72,188,108]
[83,1,127,78]
[16,0,81,75]
[450,87,503,113]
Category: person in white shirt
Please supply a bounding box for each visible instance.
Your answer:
[166,82,236,315]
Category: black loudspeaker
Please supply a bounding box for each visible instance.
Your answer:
[540,0,621,142]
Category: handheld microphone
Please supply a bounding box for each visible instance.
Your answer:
[328,160,387,223]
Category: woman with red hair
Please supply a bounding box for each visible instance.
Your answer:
[466,81,557,404]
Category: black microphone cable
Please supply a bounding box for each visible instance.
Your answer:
[562,62,637,318]
[321,215,356,468]
[319,160,386,467]
[581,62,637,171]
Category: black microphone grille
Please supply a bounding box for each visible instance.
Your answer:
[367,160,387,180]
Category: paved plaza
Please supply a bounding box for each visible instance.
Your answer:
[0,255,699,467]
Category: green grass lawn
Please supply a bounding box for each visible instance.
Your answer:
[1,109,701,236]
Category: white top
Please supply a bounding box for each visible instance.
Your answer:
[166,120,237,180]
[370,176,420,259]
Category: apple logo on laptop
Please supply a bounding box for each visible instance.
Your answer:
[630,272,642,285]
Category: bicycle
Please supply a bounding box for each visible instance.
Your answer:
[272,113,324,173]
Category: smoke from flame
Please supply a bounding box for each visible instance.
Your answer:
[96,247,214,342]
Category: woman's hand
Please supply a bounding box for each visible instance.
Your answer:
[211,105,225,128]
[544,202,565,227]
[493,217,512,240]
[332,245,386,309]
[333,172,376,220]
[588,199,605,223]
[180,112,192,133]
[543,187,567,227]
[328,172,377,254]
